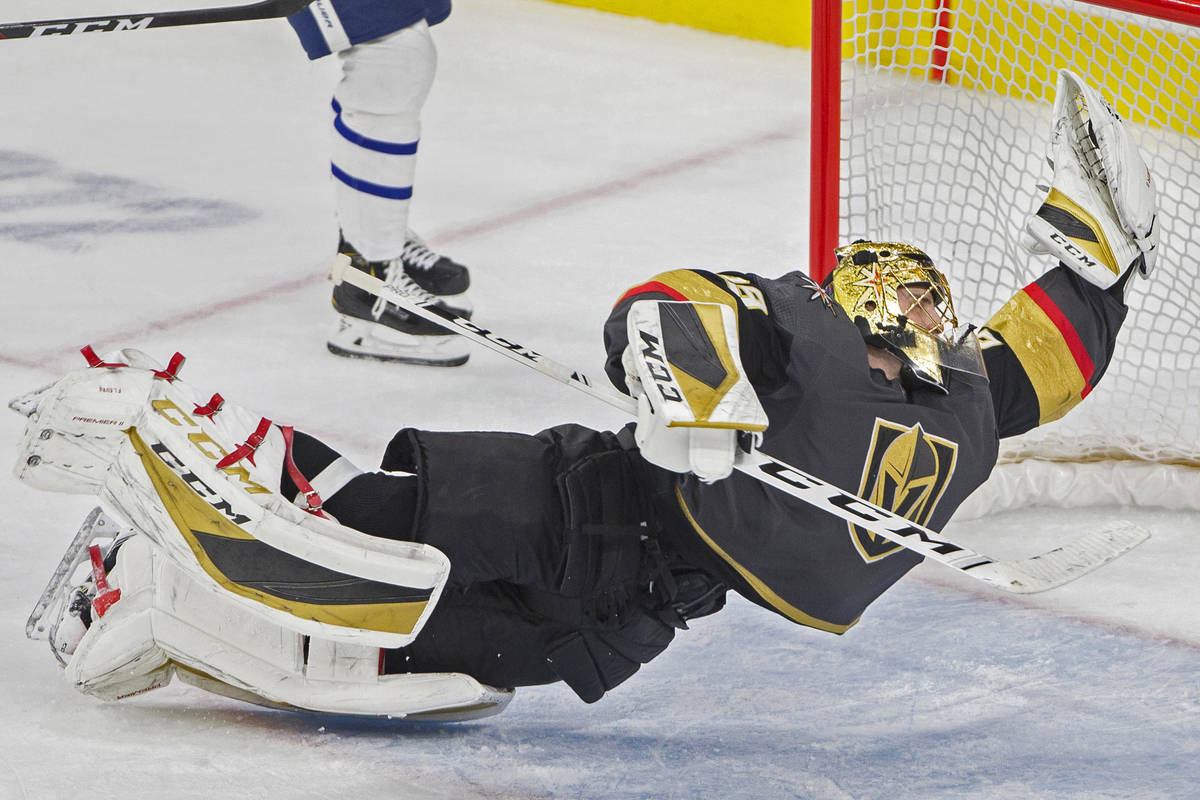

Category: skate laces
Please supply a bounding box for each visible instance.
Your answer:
[399,236,442,272]
[371,259,441,318]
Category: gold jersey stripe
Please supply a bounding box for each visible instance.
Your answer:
[640,269,741,309]
[675,486,857,634]
[984,290,1089,425]
[128,428,429,635]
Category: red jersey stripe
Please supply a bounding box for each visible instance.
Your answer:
[614,280,689,307]
[1023,282,1095,399]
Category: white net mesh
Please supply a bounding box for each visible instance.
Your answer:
[837,0,1200,470]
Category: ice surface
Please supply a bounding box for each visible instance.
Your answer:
[1,1,1197,798]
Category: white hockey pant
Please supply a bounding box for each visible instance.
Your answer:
[333,21,437,261]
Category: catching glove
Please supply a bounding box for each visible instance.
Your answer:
[623,300,767,483]
[1022,69,1159,290]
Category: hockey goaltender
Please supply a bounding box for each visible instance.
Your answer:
[12,72,1159,721]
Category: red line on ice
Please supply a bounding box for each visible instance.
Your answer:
[5,121,803,374]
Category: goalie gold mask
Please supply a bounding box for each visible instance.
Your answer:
[829,241,986,392]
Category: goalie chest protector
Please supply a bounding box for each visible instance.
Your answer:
[660,271,1001,633]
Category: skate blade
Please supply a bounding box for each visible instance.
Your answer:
[26,507,125,640]
[327,341,469,367]
[327,316,470,367]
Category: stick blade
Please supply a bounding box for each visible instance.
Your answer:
[965,522,1150,594]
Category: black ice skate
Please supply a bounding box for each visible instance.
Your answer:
[329,237,471,366]
[339,232,472,316]
[396,231,472,315]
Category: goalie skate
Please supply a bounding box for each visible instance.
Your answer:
[27,507,133,663]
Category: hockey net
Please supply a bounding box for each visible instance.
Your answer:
[809,0,1200,514]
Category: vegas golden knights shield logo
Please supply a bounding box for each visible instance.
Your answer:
[851,418,959,562]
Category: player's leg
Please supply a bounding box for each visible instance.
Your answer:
[287,0,471,364]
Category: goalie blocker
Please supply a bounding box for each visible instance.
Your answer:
[623,299,768,482]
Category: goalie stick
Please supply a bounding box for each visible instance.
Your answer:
[329,256,1148,594]
[0,0,311,40]
[329,259,1149,592]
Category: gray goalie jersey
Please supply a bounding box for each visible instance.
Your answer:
[604,265,1128,632]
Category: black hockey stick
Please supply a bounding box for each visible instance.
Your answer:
[329,256,1149,594]
[0,0,311,40]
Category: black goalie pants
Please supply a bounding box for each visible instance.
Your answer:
[285,422,718,703]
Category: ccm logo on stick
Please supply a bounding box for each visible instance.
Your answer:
[30,18,153,36]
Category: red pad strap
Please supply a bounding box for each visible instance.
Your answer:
[80,345,127,370]
[88,544,122,618]
[80,346,186,381]
[152,352,186,382]
[216,417,274,469]
[193,393,225,418]
[280,426,327,518]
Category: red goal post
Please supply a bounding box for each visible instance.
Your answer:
[809,0,1200,514]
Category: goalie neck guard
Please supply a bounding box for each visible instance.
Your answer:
[828,241,986,392]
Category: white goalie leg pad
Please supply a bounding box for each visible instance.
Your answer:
[624,300,767,482]
[1022,70,1159,290]
[16,350,450,648]
[98,372,448,648]
[68,535,511,720]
